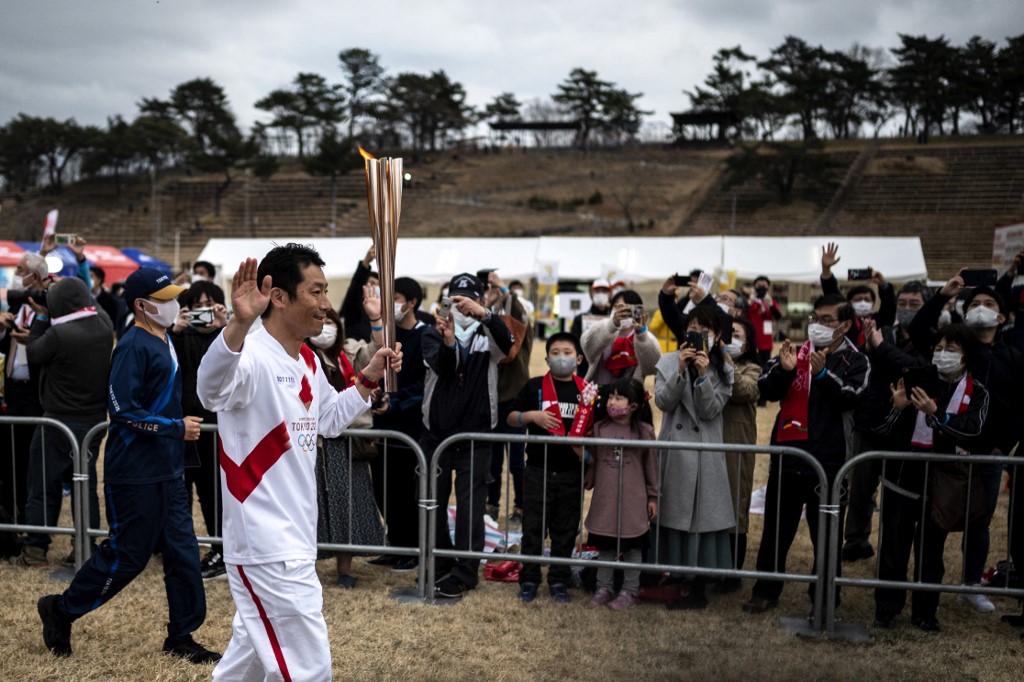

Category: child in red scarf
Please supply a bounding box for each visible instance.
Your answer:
[507,333,589,604]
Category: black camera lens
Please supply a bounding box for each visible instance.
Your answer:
[5,289,46,310]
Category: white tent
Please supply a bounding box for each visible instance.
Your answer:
[195,235,928,286]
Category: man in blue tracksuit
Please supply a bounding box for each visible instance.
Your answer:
[36,268,219,664]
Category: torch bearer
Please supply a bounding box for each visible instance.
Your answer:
[359,146,402,391]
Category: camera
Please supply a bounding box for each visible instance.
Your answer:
[631,304,644,322]
[438,296,453,319]
[54,233,78,246]
[847,268,872,281]
[5,289,47,310]
[187,308,215,327]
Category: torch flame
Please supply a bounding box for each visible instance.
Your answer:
[358,146,375,161]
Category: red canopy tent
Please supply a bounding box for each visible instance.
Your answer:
[0,240,26,267]
[82,245,139,283]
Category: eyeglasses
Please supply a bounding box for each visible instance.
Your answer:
[808,314,839,326]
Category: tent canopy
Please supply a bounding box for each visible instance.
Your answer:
[0,240,26,267]
[195,236,928,286]
[121,247,171,276]
[82,245,140,283]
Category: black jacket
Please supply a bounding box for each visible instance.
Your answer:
[25,277,113,421]
[856,324,929,437]
[339,260,373,342]
[760,341,870,472]
[169,326,221,423]
[421,314,513,444]
[871,373,989,497]
[908,289,1024,454]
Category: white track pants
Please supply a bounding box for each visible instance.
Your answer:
[213,560,331,682]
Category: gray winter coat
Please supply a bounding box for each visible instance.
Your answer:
[654,351,735,533]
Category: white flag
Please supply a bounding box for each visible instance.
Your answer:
[42,209,59,238]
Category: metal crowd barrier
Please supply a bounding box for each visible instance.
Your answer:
[75,422,432,600]
[0,416,89,572]
[427,432,834,630]
[827,450,1024,639]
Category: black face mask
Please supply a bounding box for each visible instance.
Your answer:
[755,286,769,298]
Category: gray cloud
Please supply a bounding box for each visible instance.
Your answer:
[0,0,1020,132]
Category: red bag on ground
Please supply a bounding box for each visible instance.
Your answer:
[484,560,521,582]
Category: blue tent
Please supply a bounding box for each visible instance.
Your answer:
[15,242,77,277]
[121,247,172,275]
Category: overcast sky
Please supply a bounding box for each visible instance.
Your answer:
[1,1,1021,137]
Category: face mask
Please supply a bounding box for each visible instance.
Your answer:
[1013,275,1024,289]
[932,350,964,377]
[954,300,965,317]
[143,298,180,328]
[607,404,630,419]
[511,288,523,298]
[938,310,952,327]
[851,300,874,317]
[191,273,206,283]
[394,302,408,322]
[717,302,732,314]
[547,355,577,377]
[592,293,609,308]
[725,338,744,358]
[618,317,634,331]
[10,274,24,290]
[755,286,769,299]
[808,322,838,349]
[309,324,337,349]
[965,305,999,329]
[896,309,917,328]
[452,309,477,330]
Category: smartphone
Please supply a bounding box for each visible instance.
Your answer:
[54,233,77,246]
[960,269,997,287]
[631,304,644,322]
[847,268,872,281]
[438,296,453,319]
[903,365,940,397]
[672,273,688,287]
[684,331,708,354]
[697,271,715,293]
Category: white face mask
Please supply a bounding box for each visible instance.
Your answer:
[717,302,732,314]
[591,293,609,308]
[725,338,744,358]
[309,324,337,349]
[618,317,634,331]
[143,298,180,328]
[938,310,952,327]
[10,274,26,291]
[511,288,524,298]
[965,305,999,329]
[851,300,874,317]
[394,302,408,322]
[932,349,964,377]
[452,309,477,330]
[808,322,838,349]
[191,273,206,283]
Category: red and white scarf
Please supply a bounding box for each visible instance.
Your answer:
[51,306,98,326]
[911,374,973,449]
[776,340,813,442]
[541,372,587,436]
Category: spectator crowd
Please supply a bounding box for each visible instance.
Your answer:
[2,237,1024,671]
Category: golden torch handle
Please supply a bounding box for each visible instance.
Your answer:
[363,153,402,392]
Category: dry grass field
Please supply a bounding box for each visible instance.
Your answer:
[1,341,1022,681]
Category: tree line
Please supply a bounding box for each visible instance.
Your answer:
[1,33,1022,205]
[685,33,1024,142]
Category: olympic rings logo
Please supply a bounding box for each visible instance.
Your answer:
[297,434,317,452]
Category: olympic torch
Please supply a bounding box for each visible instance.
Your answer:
[359,146,401,391]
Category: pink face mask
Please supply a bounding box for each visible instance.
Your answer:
[607,404,631,419]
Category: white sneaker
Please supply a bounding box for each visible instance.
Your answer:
[958,591,996,613]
